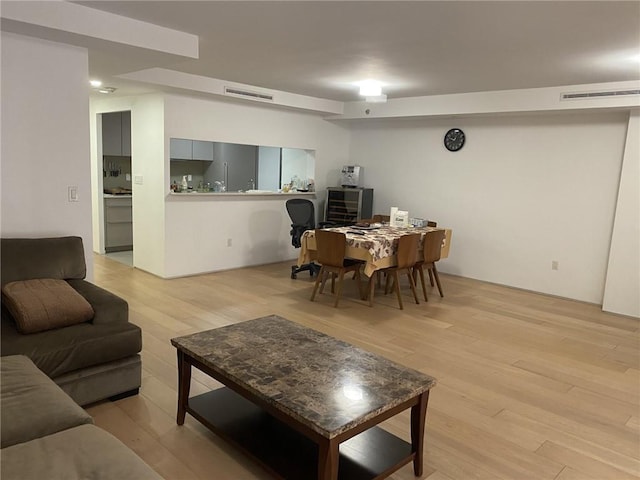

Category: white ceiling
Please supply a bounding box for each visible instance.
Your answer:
[11,1,640,102]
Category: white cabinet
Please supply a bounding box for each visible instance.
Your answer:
[104,197,132,252]
[102,111,131,157]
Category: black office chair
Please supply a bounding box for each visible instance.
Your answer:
[286,198,324,279]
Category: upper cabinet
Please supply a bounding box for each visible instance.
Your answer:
[170,138,194,160]
[102,111,131,157]
[193,140,214,161]
[121,111,131,156]
[170,139,215,161]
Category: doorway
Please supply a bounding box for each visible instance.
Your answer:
[100,111,133,266]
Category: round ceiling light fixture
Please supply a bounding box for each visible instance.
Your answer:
[357,79,382,96]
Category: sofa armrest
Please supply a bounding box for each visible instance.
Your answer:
[67,280,128,325]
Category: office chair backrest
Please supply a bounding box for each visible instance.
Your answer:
[286,199,316,248]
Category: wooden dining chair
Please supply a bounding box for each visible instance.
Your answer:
[368,233,421,309]
[373,214,390,223]
[413,229,446,301]
[310,230,364,307]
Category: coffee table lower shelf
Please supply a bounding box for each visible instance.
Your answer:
[188,388,414,480]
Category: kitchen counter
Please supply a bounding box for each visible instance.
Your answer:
[168,191,315,197]
[103,194,132,198]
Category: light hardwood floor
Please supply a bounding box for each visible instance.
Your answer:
[86,254,640,480]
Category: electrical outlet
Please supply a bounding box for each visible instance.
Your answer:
[187,174,192,182]
[227,238,232,247]
[551,260,559,270]
[134,175,143,185]
[125,173,131,181]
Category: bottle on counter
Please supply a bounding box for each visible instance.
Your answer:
[181,176,188,192]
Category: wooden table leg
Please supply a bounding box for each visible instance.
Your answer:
[317,438,339,480]
[176,350,192,425]
[411,390,430,476]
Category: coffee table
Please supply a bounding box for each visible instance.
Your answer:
[171,315,436,480]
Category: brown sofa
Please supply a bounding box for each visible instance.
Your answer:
[1,355,162,479]
[0,236,141,406]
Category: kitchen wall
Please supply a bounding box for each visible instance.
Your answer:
[103,156,132,190]
[1,32,94,279]
[257,146,280,191]
[348,110,629,305]
[162,93,350,278]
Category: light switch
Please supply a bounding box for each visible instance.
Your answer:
[68,186,78,202]
[134,175,143,185]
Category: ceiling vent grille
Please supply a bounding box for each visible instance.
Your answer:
[224,87,274,102]
[561,89,640,101]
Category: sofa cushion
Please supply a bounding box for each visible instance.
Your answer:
[1,315,142,379]
[0,237,86,286]
[0,355,93,448]
[2,279,94,334]
[0,424,162,480]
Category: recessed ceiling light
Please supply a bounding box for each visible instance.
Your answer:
[357,80,383,97]
[90,79,102,87]
[98,87,117,94]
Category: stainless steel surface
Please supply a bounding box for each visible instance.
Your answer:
[340,165,362,188]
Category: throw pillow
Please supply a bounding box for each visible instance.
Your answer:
[1,279,94,334]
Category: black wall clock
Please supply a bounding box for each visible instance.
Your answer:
[444,128,465,152]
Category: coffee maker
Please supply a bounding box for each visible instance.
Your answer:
[340,165,363,188]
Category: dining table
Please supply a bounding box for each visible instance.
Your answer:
[297,225,452,278]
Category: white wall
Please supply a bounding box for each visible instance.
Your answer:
[162,94,350,278]
[603,110,640,317]
[130,94,166,276]
[1,33,94,279]
[90,95,165,275]
[348,111,629,304]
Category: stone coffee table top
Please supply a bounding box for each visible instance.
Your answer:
[171,315,436,439]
